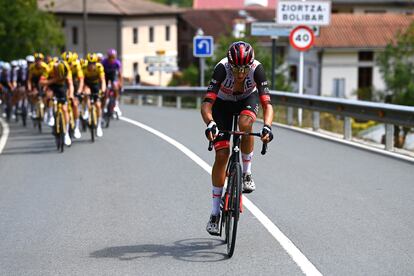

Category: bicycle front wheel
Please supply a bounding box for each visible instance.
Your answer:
[225,162,242,258]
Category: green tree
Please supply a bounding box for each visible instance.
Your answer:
[377,22,414,106]
[0,0,65,61]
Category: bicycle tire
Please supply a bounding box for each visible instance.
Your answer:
[54,113,60,150]
[38,118,42,133]
[59,125,65,153]
[90,105,96,143]
[22,105,27,127]
[225,162,242,258]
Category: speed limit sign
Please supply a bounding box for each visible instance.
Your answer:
[289,25,315,51]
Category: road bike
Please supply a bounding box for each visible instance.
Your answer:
[88,95,98,143]
[67,98,75,138]
[103,84,117,128]
[53,99,66,153]
[208,114,268,258]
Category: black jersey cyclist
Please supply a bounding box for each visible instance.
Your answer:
[201,41,274,235]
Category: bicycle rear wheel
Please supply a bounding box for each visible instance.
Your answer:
[58,112,65,153]
[90,106,96,142]
[225,162,242,258]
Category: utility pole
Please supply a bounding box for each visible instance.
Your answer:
[83,0,88,56]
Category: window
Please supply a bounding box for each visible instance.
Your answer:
[133,28,138,44]
[133,62,138,76]
[307,67,313,88]
[333,78,345,98]
[72,26,78,45]
[358,51,374,62]
[149,26,154,42]
[166,26,170,41]
[289,65,297,82]
[358,67,373,89]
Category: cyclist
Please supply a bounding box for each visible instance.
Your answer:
[13,59,29,122]
[102,48,123,116]
[82,53,106,137]
[201,41,274,235]
[27,53,49,121]
[10,60,20,119]
[1,62,14,119]
[62,51,83,139]
[40,59,74,146]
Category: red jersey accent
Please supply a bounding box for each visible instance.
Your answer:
[214,140,230,151]
[205,92,217,101]
[260,95,271,107]
[240,110,257,121]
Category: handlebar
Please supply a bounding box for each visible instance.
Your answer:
[207,131,269,155]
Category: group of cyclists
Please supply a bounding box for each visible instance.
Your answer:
[0,48,123,147]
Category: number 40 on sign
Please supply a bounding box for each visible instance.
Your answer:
[289,25,315,51]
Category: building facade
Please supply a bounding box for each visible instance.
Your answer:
[39,0,181,86]
[180,1,414,98]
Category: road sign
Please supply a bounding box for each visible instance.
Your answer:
[144,56,177,64]
[193,36,214,57]
[289,25,315,51]
[277,0,331,26]
[147,64,178,73]
[251,22,292,37]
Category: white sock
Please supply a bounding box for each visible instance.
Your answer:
[212,186,223,216]
[242,152,253,175]
[75,118,80,129]
[98,117,102,128]
[66,123,69,134]
[48,107,53,118]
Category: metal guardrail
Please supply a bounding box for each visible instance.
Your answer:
[123,85,414,152]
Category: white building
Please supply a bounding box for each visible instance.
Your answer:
[38,0,181,86]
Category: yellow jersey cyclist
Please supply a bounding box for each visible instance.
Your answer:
[201,41,274,235]
[82,53,106,138]
[40,59,74,146]
[27,53,49,119]
[62,51,84,139]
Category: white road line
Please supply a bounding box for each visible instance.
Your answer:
[0,118,10,154]
[120,116,323,276]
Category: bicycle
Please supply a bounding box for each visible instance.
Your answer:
[53,99,66,153]
[103,84,117,128]
[32,95,45,132]
[88,95,98,143]
[67,98,76,138]
[208,114,268,258]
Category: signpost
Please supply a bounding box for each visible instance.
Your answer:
[251,22,292,37]
[278,0,331,126]
[290,26,315,126]
[144,51,178,87]
[193,33,214,87]
[277,0,331,26]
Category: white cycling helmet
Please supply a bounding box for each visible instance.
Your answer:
[26,55,35,63]
[2,62,11,70]
[19,59,27,67]
[96,52,104,61]
[11,60,18,67]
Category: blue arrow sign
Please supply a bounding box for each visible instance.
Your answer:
[193,36,214,57]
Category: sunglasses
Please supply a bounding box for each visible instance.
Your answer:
[231,65,250,74]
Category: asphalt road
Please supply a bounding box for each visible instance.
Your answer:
[0,105,413,276]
